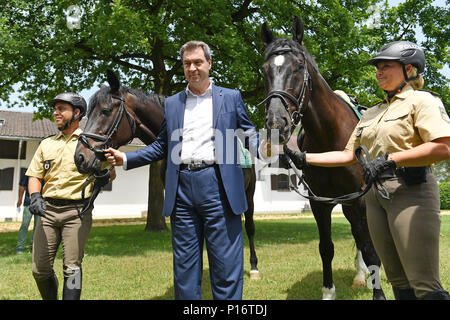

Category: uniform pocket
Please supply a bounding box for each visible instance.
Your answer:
[381,178,404,196]
[381,109,412,144]
[383,109,410,122]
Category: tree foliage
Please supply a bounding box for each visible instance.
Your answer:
[0,0,448,127]
[433,159,450,183]
[439,181,450,209]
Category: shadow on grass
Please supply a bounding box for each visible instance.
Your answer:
[148,268,371,300]
[149,268,214,300]
[0,218,354,257]
[247,219,354,246]
[286,269,372,300]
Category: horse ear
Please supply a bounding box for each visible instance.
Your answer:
[292,16,304,45]
[261,22,275,47]
[106,69,120,93]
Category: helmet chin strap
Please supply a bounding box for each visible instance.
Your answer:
[386,65,418,100]
[57,107,81,131]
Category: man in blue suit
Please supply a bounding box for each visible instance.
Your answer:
[105,41,268,300]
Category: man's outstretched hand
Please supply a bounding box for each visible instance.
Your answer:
[104,148,124,167]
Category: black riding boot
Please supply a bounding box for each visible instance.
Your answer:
[63,268,82,300]
[392,287,417,300]
[420,289,450,300]
[35,273,58,300]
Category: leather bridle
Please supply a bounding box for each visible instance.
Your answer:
[79,91,136,160]
[76,90,136,220]
[257,46,312,128]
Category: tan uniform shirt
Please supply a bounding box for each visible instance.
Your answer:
[26,128,93,199]
[346,85,450,159]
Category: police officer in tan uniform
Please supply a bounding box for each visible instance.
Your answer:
[27,92,108,300]
[284,41,450,300]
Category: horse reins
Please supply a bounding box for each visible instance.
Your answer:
[285,145,390,206]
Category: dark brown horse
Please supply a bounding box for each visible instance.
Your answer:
[74,70,260,279]
[260,17,385,299]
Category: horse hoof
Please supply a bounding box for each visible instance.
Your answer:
[322,286,336,300]
[352,273,367,288]
[250,270,261,280]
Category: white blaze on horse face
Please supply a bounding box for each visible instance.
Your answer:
[274,55,285,66]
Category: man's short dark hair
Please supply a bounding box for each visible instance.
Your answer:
[180,41,211,61]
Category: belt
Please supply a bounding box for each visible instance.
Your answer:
[378,166,431,180]
[179,161,216,171]
[45,198,89,206]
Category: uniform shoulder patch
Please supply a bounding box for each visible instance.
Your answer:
[438,105,450,124]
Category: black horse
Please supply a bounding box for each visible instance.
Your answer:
[74,70,260,279]
[260,17,385,299]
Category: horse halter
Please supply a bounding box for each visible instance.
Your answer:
[79,91,136,160]
[258,46,312,128]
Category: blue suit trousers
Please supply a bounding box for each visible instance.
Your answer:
[170,165,244,300]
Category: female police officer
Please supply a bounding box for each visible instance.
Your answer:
[284,41,450,300]
[26,93,99,300]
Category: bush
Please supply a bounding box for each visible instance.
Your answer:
[439,182,450,210]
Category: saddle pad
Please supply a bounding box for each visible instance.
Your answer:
[334,90,365,120]
[238,139,252,168]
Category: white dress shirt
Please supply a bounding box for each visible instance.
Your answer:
[123,82,215,170]
[180,82,215,163]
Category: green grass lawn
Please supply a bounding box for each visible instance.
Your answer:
[1,215,448,300]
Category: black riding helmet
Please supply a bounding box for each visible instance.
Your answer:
[48,92,87,130]
[368,40,425,75]
[368,41,425,97]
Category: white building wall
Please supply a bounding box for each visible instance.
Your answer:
[0,139,39,221]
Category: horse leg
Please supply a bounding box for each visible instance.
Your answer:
[353,248,369,288]
[310,201,335,300]
[343,199,386,300]
[342,205,369,288]
[244,166,259,280]
[244,209,259,280]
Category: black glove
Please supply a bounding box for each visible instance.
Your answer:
[93,169,111,189]
[283,144,307,169]
[30,192,46,217]
[362,153,396,184]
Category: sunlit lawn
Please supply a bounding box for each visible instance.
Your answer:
[1,214,448,300]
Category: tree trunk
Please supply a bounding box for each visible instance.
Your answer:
[145,160,168,231]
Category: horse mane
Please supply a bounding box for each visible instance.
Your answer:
[88,85,165,116]
[264,38,319,73]
[127,87,165,109]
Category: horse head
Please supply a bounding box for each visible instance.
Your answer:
[260,16,311,144]
[75,69,137,174]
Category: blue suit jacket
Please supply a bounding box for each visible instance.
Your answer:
[126,84,260,217]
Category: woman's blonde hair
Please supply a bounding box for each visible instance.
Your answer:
[408,66,424,90]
